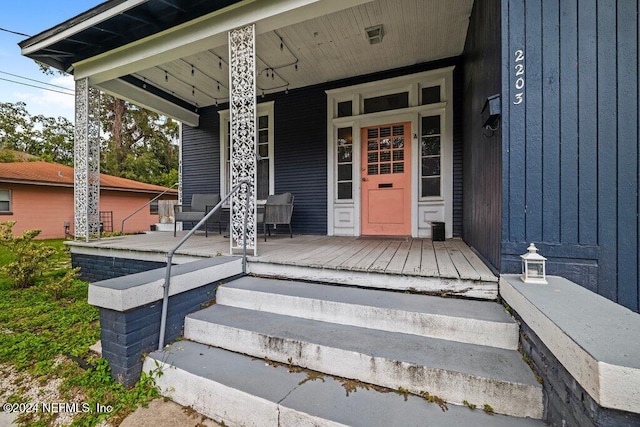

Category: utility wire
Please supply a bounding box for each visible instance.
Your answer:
[0,28,75,96]
[0,77,74,96]
[0,27,31,37]
[0,70,73,91]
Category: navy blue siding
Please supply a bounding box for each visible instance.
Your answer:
[273,87,327,235]
[461,0,502,270]
[181,107,221,207]
[502,0,640,312]
[617,1,639,312]
[182,59,464,237]
[452,66,464,238]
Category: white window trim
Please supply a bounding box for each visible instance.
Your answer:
[219,101,275,202]
[326,67,454,238]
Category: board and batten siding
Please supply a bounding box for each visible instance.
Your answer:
[461,0,503,271]
[181,60,464,238]
[502,0,639,312]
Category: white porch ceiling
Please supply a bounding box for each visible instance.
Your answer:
[127,0,473,110]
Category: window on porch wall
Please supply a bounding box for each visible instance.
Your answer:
[222,105,273,200]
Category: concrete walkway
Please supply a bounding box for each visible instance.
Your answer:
[120,399,220,427]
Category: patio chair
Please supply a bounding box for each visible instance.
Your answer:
[259,193,294,241]
[173,193,222,237]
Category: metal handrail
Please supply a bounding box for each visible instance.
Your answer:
[158,180,254,350]
[120,182,179,233]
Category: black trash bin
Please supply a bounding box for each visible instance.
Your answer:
[431,221,445,241]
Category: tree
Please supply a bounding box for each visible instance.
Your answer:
[0,102,74,165]
[1,66,179,186]
[100,94,179,187]
[32,115,75,165]
[0,102,33,152]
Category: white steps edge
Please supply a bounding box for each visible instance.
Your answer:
[161,360,347,427]
[184,317,543,419]
[143,358,295,426]
[144,345,543,427]
[247,262,498,300]
[217,286,519,350]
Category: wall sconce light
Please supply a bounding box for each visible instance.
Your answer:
[481,94,501,134]
[520,243,547,284]
[365,25,384,44]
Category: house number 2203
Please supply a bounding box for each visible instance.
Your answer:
[513,49,525,105]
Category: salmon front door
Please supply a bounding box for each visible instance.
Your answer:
[361,123,411,236]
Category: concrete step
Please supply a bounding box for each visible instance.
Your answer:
[184,305,543,419]
[88,256,242,311]
[217,277,519,349]
[145,340,545,427]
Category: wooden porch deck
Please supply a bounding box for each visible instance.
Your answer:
[68,232,497,283]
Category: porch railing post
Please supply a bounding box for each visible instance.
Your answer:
[74,78,101,241]
[228,24,257,256]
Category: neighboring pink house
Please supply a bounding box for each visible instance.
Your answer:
[0,161,177,239]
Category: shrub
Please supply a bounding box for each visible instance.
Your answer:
[0,221,56,288]
[42,267,80,300]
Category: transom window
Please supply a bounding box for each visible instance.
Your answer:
[337,101,353,118]
[363,92,409,114]
[421,86,441,105]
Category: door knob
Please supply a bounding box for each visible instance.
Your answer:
[362,177,368,182]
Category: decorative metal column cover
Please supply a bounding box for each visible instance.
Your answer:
[74,78,101,241]
[228,24,257,255]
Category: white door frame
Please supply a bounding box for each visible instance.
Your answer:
[326,67,454,238]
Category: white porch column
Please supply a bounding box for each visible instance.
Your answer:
[228,24,257,255]
[74,77,101,241]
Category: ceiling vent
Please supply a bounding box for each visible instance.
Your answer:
[365,25,384,45]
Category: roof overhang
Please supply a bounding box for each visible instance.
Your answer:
[97,77,200,125]
[21,0,474,125]
[71,0,373,85]
[0,178,177,195]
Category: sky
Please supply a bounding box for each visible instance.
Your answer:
[0,1,103,121]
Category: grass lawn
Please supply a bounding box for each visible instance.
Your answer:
[0,238,158,426]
